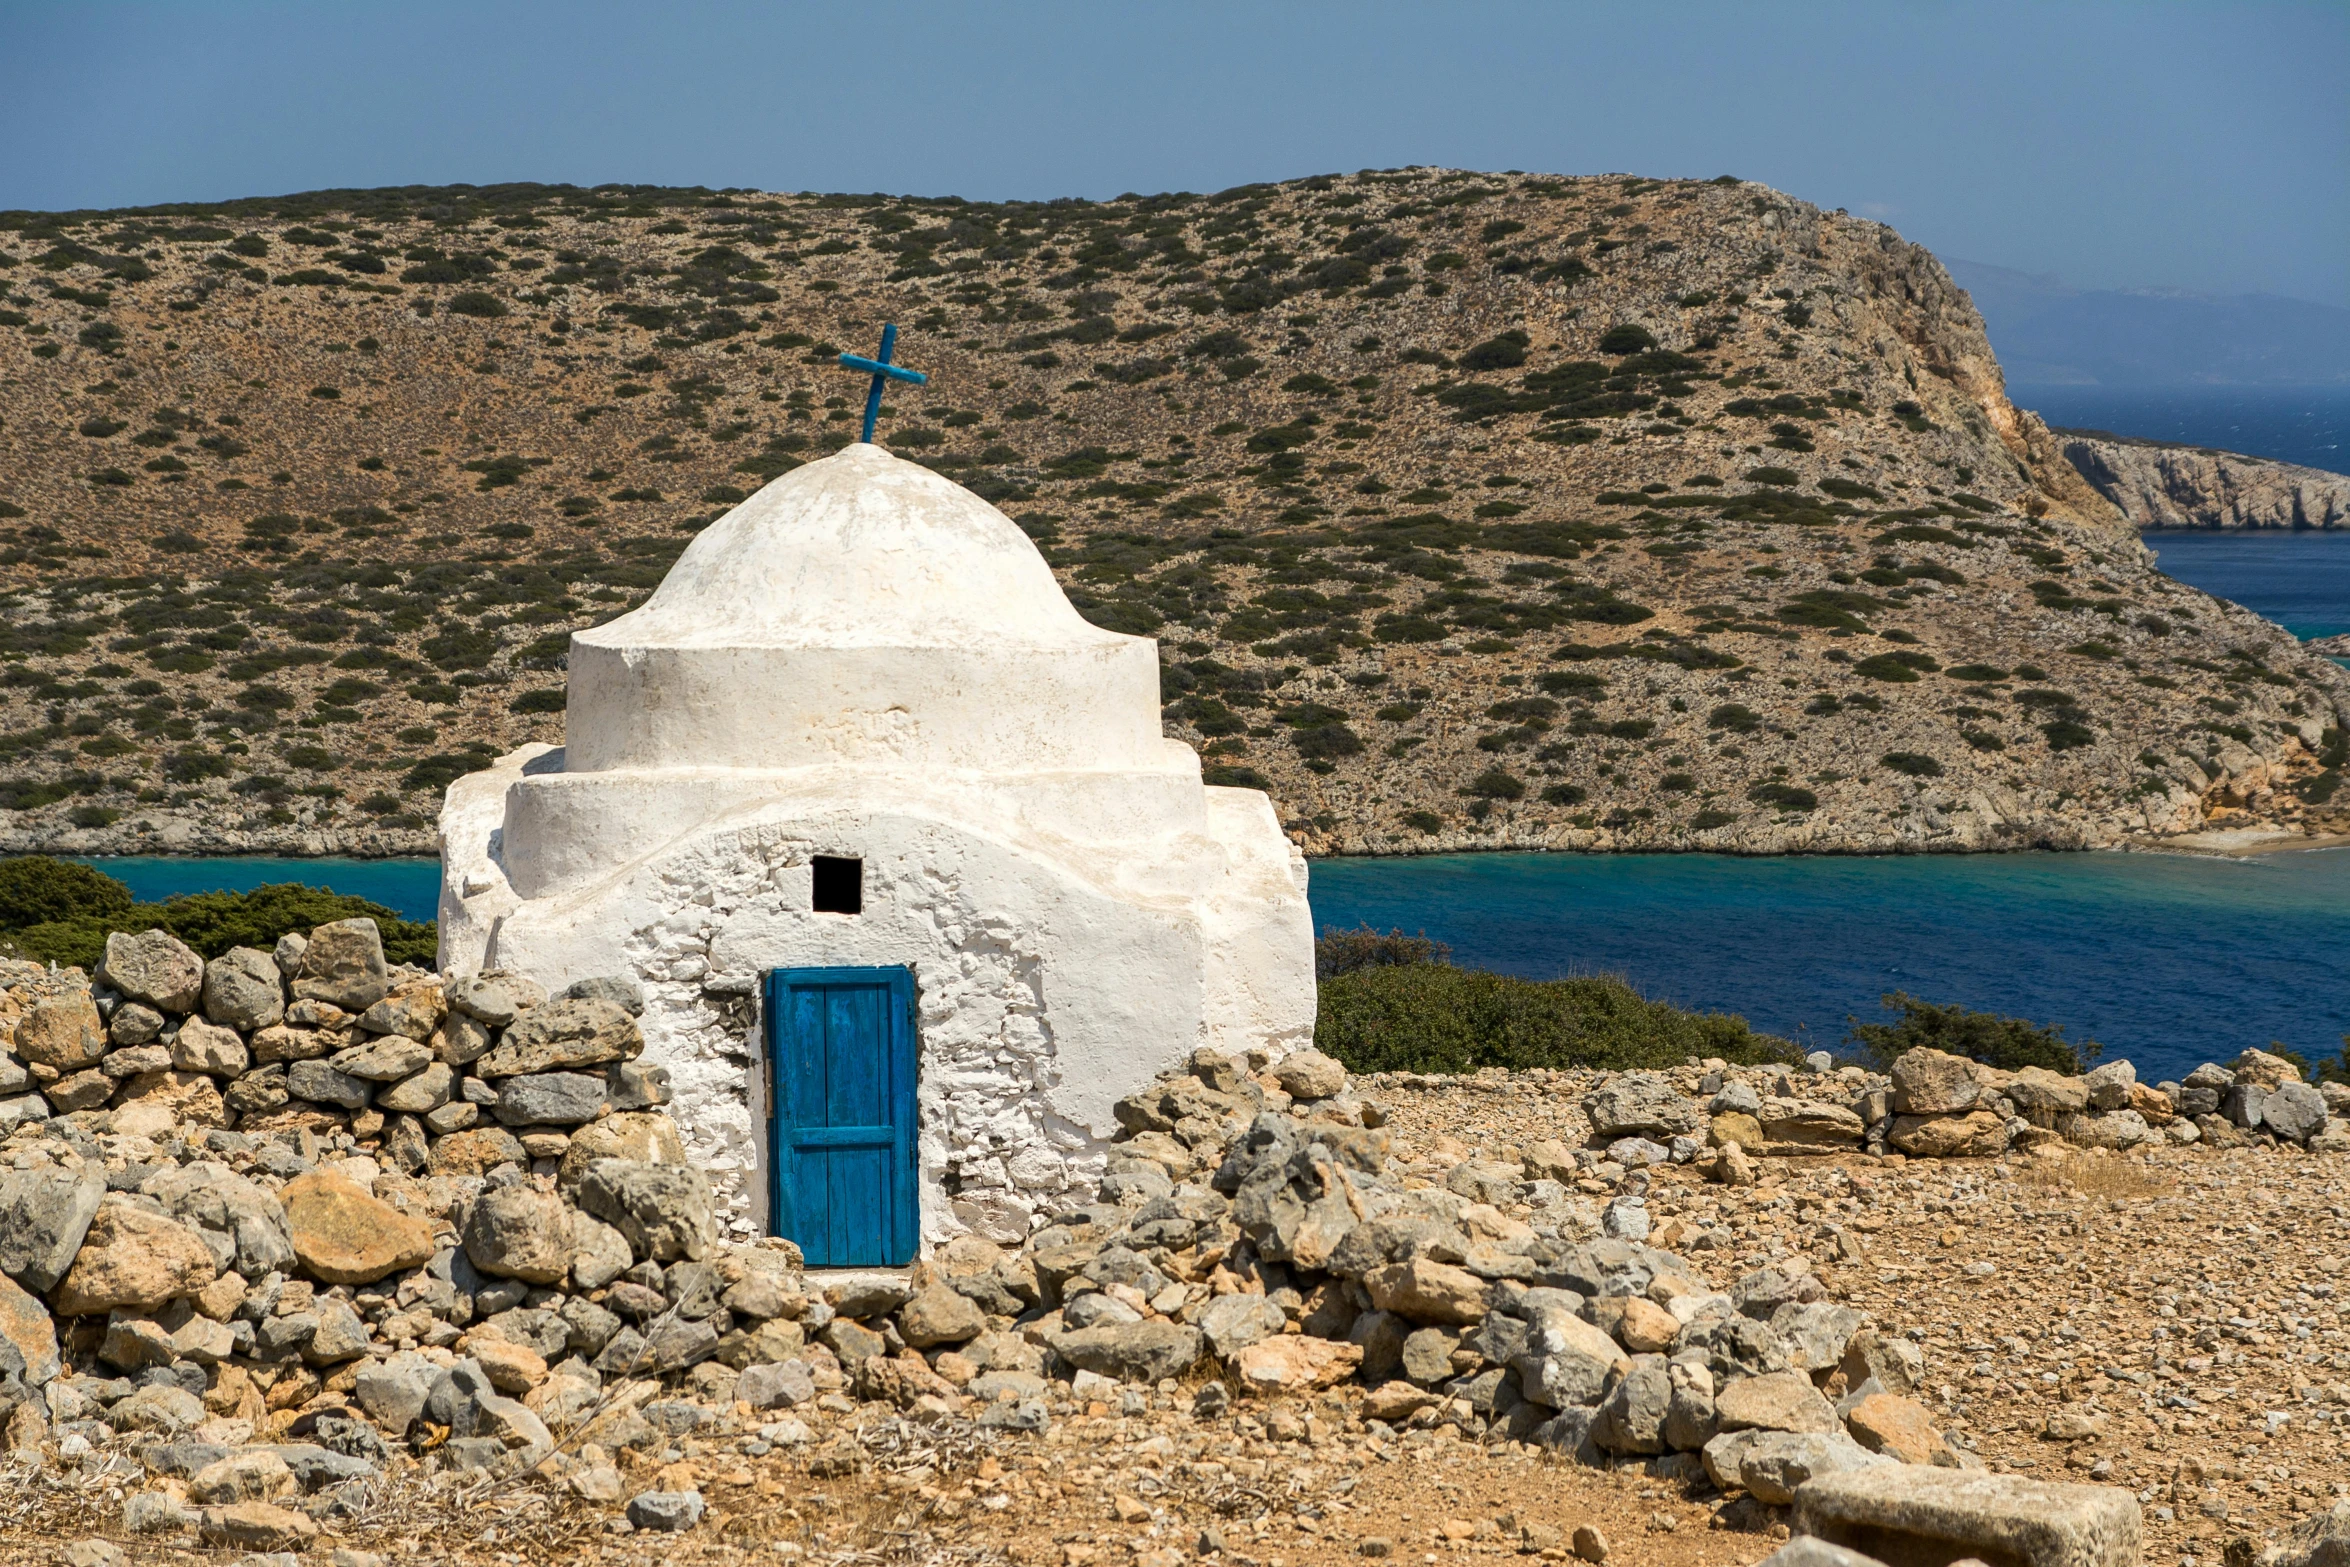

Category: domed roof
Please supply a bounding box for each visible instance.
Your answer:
[557,443,1169,776]
[576,443,1117,652]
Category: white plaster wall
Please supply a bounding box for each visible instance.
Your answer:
[435,443,1321,1252]
[440,768,1305,1246]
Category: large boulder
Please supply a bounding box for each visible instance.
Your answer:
[1272,1050,1348,1102]
[377,1062,456,1115]
[445,970,547,1028]
[115,1070,229,1129]
[0,1272,60,1384]
[493,1071,610,1126]
[98,930,205,1014]
[1889,1049,1979,1115]
[1364,1257,1490,1325]
[1754,1099,1867,1154]
[2231,1047,2303,1089]
[1714,1369,1840,1433]
[357,977,446,1041]
[171,1016,249,1077]
[1053,1320,1203,1384]
[557,1112,690,1193]
[1231,1335,1362,1393]
[1704,1429,1889,1506]
[329,1035,432,1083]
[0,1163,105,1293]
[463,1185,574,1285]
[1792,1466,2140,1567]
[1513,1301,1630,1408]
[12,991,107,1072]
[280,1169,436,1285]
[897,1285,985,1348]
[1583,1073,1702,1139]
[2263,1082,2329,1145]
[1196,1293,1288,1359]
[201,948,284,1031]
[291,919,388,1011]
[286,1060,372,1110]
[577,1160,714,1262]
[51,1197,217,1315]
[429,1126,530,1177]
[477,997,641,1078]
[1889,1110,2009,1158]
[143,1161,295,1279]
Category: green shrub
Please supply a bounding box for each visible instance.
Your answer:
[1202,763,1269,789]
[446,291,507,319]
[510,688,566,713]
[0,860,434,971]
[1597,325,1655,355]
[1707,703,1761,733]
[1459,331,1530,372]
[1539,782,1587,806]
[0,856,133,929]
[1318,962,1794,1074]
[1880,751,1943,778]
[1747,781,1817,811]
[2042,720,2095,751]
[1846,991,2097,1074]
[1466,768,1525,801]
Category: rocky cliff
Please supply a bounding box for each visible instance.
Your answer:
[2058,433,2350,530]
[2,171,2345,859]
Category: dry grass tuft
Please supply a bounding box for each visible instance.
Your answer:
[2015,1146,2176,1203]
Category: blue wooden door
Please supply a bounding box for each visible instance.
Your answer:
[765,966,918,1267]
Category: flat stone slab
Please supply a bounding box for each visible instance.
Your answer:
[1793,1464,2139,1567]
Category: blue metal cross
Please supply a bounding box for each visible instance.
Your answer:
[836,323,928,445]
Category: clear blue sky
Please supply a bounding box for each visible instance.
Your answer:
[5,1,2344,307]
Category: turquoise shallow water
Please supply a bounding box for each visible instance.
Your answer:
[76,857,442,921]
[73,848,2350,1083]
[1308,849,2350,1083]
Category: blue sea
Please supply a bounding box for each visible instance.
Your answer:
[73,846,2350,1084]
[1309,851,2350,1085]
[2146,529,2350,641]
[2012,384,2350,476]
[80,857,443,921]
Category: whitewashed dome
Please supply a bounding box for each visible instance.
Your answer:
[584,443,1113,650]
[561,444,1169,774]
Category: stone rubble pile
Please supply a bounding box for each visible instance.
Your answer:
[1371,1042,2350,1184]
[769,1044,1977,1514]
[0,919,812,1543]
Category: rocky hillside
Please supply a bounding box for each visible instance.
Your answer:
[1,172,2344,859]
[2058,432,2350,530]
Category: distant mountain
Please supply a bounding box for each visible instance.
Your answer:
[1947,259,2350,388]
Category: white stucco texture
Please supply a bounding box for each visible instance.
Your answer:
[438,442,1316,1247]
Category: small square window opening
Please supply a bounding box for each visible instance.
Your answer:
[812,856,863,915]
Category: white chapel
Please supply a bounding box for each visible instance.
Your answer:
[437,443,1317,1263]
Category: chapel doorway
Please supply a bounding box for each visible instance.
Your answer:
[763,965,919,1266]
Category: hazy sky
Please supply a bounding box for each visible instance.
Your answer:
[5,1,2344,307]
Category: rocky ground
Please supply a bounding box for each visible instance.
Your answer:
[2,172,2346,860]
[0,931,2347,1567]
